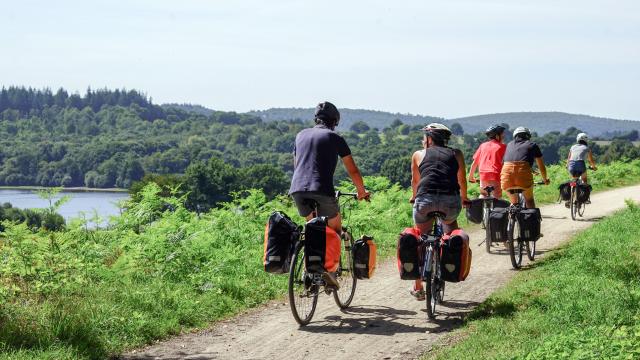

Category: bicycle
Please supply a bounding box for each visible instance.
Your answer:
[420,211,446,319]
[505,182,545,269]
[288,191,362,326]
[568,167,596,221]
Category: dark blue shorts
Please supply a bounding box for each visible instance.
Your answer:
[568,160,587,177]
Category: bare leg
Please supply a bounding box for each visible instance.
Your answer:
[581,172,588,184]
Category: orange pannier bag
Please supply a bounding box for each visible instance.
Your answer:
[304,217,341,273]
[352,236,376,279]
[440,229,472,282]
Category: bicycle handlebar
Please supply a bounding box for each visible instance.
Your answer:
[336,191,358,199]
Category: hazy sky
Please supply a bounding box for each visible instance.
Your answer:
[1,0,639,119]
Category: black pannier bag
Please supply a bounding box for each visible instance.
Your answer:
[397,228,422,280]
[558,182,572,201]
[492,199,511,209]
[517,208,542,241]
[488,207,509,242]
[466,199,483,224]
[576,184,592,203]
[263,211,299,273]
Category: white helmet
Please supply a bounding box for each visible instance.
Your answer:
[513,126,531,139]
[421,123,452,143]
[576,133,588,142]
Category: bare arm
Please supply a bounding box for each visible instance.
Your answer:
[468,158,478,182]
[535,157,550,184]
[410,151,422,202]
[588,150,597,169]
[341,155,370,200]
[455,150,469,202]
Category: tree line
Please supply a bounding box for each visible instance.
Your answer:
[1,87,638,210]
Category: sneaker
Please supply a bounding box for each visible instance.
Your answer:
[564,201,570,208]
[410,288,426,301]
[585,200,591,204]
[322,272,340,290]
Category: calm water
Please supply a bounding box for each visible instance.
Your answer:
[0,189,129,222]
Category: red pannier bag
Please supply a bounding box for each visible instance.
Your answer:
[440,229,472,282]
[304,217,341,273]
[397,227,422,280]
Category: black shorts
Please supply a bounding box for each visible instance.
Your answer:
[290,192,340,218]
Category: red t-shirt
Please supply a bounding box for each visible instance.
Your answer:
[473,139,507,181]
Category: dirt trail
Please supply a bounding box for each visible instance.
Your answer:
[124,185,640,360]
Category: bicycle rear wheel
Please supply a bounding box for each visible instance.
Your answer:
[288,242,318,326]
[578,202,585,217]
[333,231,357,308]
[507,217,523,269]
[484,206,492,254]
[570,188,577,221]
[424,248,439,319]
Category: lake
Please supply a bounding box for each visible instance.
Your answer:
[0,189,130,223]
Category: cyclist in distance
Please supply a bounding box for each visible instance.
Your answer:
[468,124,507,199]
[500,127,550,208]
[566,132,597,205]
[409,123,470,300]
[289,101,370,287]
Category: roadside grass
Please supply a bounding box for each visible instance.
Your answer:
[425,201,640,360]
[0,160,638,359]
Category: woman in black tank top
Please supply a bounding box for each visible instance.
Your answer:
[408,123,470,300]
[417,146,460,196]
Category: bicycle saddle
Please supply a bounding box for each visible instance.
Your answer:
[483,185,495,193]
[507,188,524,194]
[427,211,446,219]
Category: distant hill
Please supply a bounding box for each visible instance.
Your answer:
[248,108,443,131]
[247,108,640,138]
[449,112,640,138]
[162,103,215,117]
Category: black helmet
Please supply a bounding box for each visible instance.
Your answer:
[314,101,340,129]
[485,124,506,138]
[421,123,452,144]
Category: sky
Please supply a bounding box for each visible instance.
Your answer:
[1,0,639,119]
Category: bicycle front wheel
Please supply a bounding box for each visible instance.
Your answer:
[507,217,523,269]
[578,201,585,217]
[333,231,357,308]
[526,240,536,261]
[288,242,318,326]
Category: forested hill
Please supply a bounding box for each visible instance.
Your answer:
[248,108,640,138]
[450,112,640,138]
[248,108,443,131]
[0,86,638,193]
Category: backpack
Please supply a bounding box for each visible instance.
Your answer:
[558,182,572,201]
[304,217,341,274]
[488,207,509,242]
[465,199,483,224]
[440,229,472,282]
[576,184,592,203]
[517,208,542,241]
[397,227,422,280]
[352,236,377,279]
[263,211,299,274]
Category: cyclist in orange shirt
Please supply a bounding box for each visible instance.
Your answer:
[468,125,507,199]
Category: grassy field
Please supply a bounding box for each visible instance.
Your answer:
[425,201,640,360]
[0,160,638,359]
